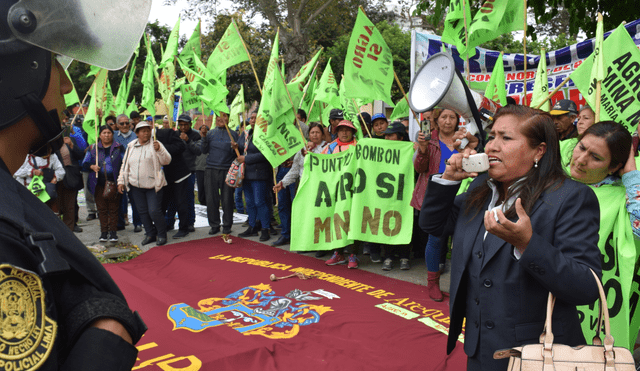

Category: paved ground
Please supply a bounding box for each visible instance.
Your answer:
[75,201,451,294]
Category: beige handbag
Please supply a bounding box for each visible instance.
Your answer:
[493,269,635,370]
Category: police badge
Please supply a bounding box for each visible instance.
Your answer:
[0,265,56,370]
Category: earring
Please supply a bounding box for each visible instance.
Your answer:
[534,159,538,168]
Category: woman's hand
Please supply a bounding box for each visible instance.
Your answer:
[90,165,100,173]
[452,128,479,152]
[484,198,532,254]
[442,150,478,181]
[620,146,637,176]
[50,176,57,184]
[153,141,160,151]
[231,142,238,151]
[306,142,317,152]
[33,169,43,176]
[118,184,125,194]
[273,181,283,193]
[236,155,245,163]
[417,131,428,153]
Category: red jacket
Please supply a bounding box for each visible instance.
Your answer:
[411,130,442,210]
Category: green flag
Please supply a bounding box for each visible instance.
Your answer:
[179,20,201,69]
[314,59,341,109]
[592,14,605,83]
[291,139,414,251]
[570,23,640,133]
[206,20,249,75]
[484,51,507,106]
[103,79,116,118]
[254,54,304,167]
[125,99,137,117]
[125,64,137,108]
[344,8,394,106]
[114,72,128,114]
[141,34,157,117]
[63,69,80,108]
[339,78,365,139]
[577,184,640,350]
[177,55,229,112]
[458,0,524,57]
[159,18,180,69]
[180,84,200,111]
[83,68,108,145]
[86,64,101,77]
[389,98,410,122]
[27,175,50,203]
[301,75,321,122]
[529,50,550,111]
[287,48,322,109]
[228,85,245,130]
[158,61,176,112]
[441,0,475,58]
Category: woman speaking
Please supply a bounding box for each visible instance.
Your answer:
[419,105,602,370]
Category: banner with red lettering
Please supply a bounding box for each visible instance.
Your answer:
[106,239,467,370]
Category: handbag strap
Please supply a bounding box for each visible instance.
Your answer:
[540,269,616,369]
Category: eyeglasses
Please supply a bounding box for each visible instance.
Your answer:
[118,121,130,126]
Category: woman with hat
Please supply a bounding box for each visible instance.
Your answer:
[370,113,389,139]
[322,120,360,268]
[117,121,172,246]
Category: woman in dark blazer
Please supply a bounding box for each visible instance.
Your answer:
[420,105,602,370]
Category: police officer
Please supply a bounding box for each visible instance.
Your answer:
[0,1,150,369]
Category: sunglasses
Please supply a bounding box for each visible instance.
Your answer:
[118,121,130,126]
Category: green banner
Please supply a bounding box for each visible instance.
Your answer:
[571,23,640,133]
[530,49,550,111]
[291,139,414,251]
[343,8,394,106]
[577,183,640,350]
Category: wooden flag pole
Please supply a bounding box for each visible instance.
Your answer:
[523,0,528,104]
[96,71,109,170]
[275,59,307,144]
[463,0,470,80]
[393,70,421,123]
[595,12,603,122]
[352,98,372,137]
[235,19,262,95]
[273,168,278,206]
[297,50,323,109]
[534,74,571,110]
[307,98,317,120]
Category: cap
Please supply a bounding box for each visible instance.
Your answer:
[550,99,578,115]
[384,121,406,135]
[329,109,344,120]
[134,121,152,132]
[336,120,356,130]
[371,113,387,122]
[178,114,192,123]
[357,112,371,125]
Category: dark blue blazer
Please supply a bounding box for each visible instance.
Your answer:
[420,173,602,369]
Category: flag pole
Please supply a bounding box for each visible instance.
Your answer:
[393,70,421,123]
[307,98,317,119]
[297,49,323,109]
[534,75,571,110]
[234,19,262,95]
[352,98,372,137]
[96,71,109,170]
[463,0,470,80]
[273,169,278,206]
[595,12,603,122]
[522,0,528,105]
[275,59,307,144]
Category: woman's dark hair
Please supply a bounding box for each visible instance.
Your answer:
[98,125,114,141]
[308,122,323,135]
[578,121,631,171]
[297,108,307,121]
[465,105,566,218]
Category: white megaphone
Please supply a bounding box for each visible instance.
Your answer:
[408,52,501,148]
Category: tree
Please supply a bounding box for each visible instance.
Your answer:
[412,0,640,40]
[165,0,393,80]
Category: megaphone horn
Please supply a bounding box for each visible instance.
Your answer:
[408,52,501,148]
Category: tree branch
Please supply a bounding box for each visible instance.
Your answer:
[303,0,335,28]
[258,0,284,32]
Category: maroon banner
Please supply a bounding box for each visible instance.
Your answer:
[105,237,466,370]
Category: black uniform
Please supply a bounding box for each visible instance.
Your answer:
[0,158,146,370]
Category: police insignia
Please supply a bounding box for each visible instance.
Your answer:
[0,265,56,370]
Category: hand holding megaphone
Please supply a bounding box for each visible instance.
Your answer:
[442,150,479,181]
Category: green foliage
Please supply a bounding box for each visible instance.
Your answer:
[480,32,578,54]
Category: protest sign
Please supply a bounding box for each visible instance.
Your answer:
[291,139,414,251]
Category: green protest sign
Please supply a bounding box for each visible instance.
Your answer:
[577,184,640,350]
[571,23,640,133]
[291,139,414,251]
[27,175,50,203]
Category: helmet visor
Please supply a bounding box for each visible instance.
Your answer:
[8,0,151,70]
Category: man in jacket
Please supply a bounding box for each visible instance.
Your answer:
[174,114,202,232]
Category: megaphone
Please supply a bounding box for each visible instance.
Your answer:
[408,52,500,148]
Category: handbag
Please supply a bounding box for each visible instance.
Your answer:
[225,131,248,188]
[102,163,119,201]
[493,269,635,370]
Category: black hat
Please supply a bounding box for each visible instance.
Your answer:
[357,112,371,125]
[329,109,344,120]
[178,114,192,123]
[384,121,409,140]
[550,99,578,115]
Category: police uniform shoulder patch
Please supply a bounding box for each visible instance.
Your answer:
[0,265,56,370]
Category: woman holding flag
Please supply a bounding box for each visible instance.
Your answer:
[568,121,640,349]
